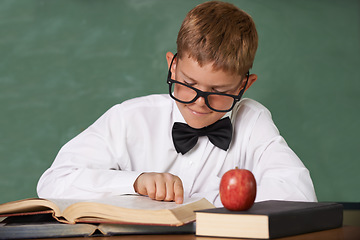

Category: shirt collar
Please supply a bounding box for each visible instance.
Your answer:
[172,101,186,124]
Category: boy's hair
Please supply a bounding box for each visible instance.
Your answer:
[177,1,258,77]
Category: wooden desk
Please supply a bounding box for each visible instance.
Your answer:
[39,226,360,240]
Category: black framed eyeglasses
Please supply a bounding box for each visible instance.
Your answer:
[167,53,249,112]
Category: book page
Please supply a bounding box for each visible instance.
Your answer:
[46,199,84,213]
[0,199,59,215]
[48,194,203,213]
[99,222,195,235]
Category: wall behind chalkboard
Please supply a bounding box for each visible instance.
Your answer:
[0,0,359,204]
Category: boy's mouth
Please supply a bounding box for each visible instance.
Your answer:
[187,106,210,115]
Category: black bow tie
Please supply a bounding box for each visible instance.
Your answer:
[172,117,233,155]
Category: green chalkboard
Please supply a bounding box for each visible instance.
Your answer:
[0,0,359,204]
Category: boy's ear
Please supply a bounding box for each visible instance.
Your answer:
[166,52,177,74]
[244,74,257,92]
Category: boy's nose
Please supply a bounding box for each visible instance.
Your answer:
[194,96,207,107]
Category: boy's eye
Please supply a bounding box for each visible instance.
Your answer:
[212,87,231,94]
[212,88,226,94]
[183,80,195,86]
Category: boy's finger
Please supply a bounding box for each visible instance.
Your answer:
[154,174,166,201]
[134,173,149,196]
[164,178,175,202]
[173,177,184,204]
[145,180,157,200]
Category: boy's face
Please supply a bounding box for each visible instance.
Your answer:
[167,52,249,129]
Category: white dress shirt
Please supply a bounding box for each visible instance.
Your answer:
[37,94,317,206]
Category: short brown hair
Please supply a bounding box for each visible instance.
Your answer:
[177,1,258,76]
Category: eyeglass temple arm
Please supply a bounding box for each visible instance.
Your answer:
[167,53,178,80]
[237,71,250,98]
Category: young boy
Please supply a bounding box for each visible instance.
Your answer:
[37,1,317,206]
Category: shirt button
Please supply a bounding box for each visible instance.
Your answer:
[189,161,193,166]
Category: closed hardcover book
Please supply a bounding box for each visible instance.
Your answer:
[0,213,195,239]
[196,200,343,239]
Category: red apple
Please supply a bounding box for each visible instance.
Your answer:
[219,168,256,211]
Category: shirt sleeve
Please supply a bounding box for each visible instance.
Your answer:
[37,105,143,199]
[242,105,317,202]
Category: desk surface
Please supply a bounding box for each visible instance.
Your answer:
[39,226,360,240]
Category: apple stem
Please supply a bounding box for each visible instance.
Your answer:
[235,166,239,169]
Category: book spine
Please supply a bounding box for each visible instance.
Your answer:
[269,204,343,239]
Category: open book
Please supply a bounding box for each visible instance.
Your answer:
[0,194,214,226]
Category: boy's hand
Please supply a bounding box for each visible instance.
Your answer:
[133,172,184,204]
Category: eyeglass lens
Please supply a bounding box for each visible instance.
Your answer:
[170,82,236,111]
